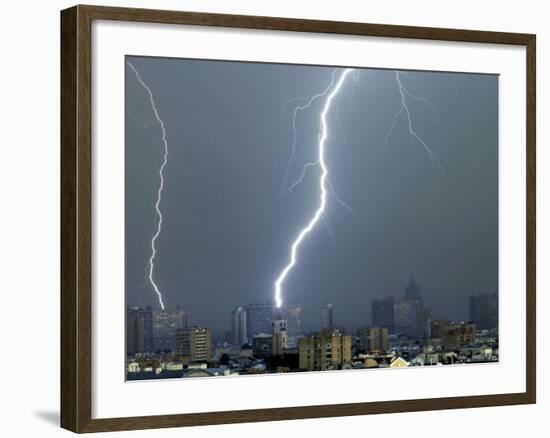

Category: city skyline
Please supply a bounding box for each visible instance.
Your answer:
[126,287,499,380]
[126,56,498,336]
[127,275,498,345]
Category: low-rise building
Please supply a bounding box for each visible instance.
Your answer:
[252,333,273,356]
[389,356,410,368]
[358,326,389,353]
[442,322,476,350]
[298,330,352,371]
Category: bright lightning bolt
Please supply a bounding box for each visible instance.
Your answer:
[281,82,340,193]
[274,68,353,308]
[384,71,445,176]
[283,79,357,213]
[127,61,167,310]
[275,68,446,309]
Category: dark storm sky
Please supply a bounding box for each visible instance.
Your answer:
[125,56,498,335]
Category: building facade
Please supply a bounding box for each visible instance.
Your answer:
[174,326,212,362]
[231,305,248,346]
[393,298,424,339]
[152,307,187,352]
[283,303,303,346]
[252,333,273,356]
[361,327,389,353]
[429,318,449,339]
[272,314,288,356]
[246,303,273,340]
[126,306,153,355]
[442,322,476,350]
[371,297,394,334]
[469,293,498,330]
[404,272,423,302]
[298,330,352,371]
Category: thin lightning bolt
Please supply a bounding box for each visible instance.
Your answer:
[127,61,167,310]
[274,69,353,308]
[287,160,319,192]
[320,214,335,244]
[384,71,446,176]
[281,81,340,193]
[326,179,357,219]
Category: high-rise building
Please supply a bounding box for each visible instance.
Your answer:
[358,327,389,353]
[298,330,352,371]
[152,307,187,352]
[126,306,153,355]
[231,306,248,346]
[404,272,423,302]
[469,293,498,330]
[246,303,273,339]
[371,297,394,333]
[324,302,335,329]
[174,326,212,362]
[393,298,424,339]
[272,310,288,356]
[283,304,303,343]
[357,327,369,352]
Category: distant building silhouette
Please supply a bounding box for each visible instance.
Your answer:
[469,293,498,330]
[393,298,424,339]
[442,322,476,350]
[126,306,153,355]
[429,318,449,339]
[152,307,187,352]
[252,333,273,356]
[283,303,302,347]
[246,303,273,340]
[231,306,248,346]
[371,297,394,333]
[358,326,388,353]
[404,272,423,302]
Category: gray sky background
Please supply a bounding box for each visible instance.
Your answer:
[125,56,498,335]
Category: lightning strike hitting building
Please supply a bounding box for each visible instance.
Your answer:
[127,62,167,310]
[274,68,444,308]
[274,68,354,309]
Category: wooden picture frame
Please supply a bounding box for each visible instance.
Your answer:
[61,4,536,433]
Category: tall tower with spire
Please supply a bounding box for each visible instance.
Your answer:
[272,309,287,356]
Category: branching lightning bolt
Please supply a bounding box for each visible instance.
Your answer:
[281,82,340,193]
[274,69,353,308]
[127,61,167,310]
[384,71,445,176]
[275,68,447,308]
[283,77,357,214]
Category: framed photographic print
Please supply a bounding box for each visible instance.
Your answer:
[60,4,536,433]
